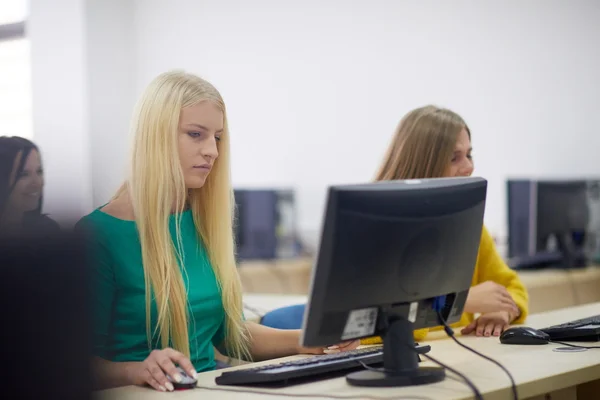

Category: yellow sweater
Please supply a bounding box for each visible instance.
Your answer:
[361,226,529,344]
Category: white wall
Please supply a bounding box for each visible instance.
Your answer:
[29,0,93,224]
[29,0,136,223]
[86,0,136,207]
[131,0,600,246]
[29,0,600,244]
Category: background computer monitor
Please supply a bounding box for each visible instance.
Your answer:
[507,179,596,269]
[300,177,487,388]
[233,188,301,261]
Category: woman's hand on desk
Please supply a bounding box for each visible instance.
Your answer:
[464,281,519,315]
[127,348,196,392]
[298,340,360,355]
[461,311,511,337]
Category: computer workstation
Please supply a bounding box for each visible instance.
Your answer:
[94,176,600,400]
[215,177,600,397]
[14,179,593,400]
[506,179,600,342]
[218,177,490,389]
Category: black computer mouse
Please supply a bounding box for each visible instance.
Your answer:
[167,366,197,390]
[500,327,550,345]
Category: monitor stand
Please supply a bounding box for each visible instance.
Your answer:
[346,315,445,387]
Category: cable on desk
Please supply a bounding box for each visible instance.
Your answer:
[195,384,433,400]
[355,339,483,399]
[436,310,518,400]
[412,349,484,400]
[358,360,386,373]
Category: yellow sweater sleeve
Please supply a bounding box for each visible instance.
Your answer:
[359,226,530,346]
[476,226,529,324]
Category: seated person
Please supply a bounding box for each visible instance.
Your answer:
[0,136,59,237]
[362,105,528,344]
[78,71,359,393]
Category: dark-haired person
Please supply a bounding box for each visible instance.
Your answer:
[0,136,59,237]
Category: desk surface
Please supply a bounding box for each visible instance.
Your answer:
[98,301,600,400]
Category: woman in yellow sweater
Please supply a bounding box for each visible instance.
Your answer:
[362,105,529,344]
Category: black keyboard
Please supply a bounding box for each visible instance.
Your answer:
[541,314,600,342]
[215,344,431,387]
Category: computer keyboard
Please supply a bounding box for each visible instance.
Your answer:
[541,315,600,341]
[215,344,431,387]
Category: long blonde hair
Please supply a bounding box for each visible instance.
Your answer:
[118,70,250,361]
[375,105,470,181]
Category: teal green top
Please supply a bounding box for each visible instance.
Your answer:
[77,208,225,372]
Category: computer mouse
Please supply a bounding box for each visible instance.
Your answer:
[167,366,197,390]
[500,327,550,345]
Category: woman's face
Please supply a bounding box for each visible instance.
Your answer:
[447,128,473,178]
[178,101,223,189]
[7,149,44,213]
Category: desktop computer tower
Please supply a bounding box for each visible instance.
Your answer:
[507,179,600,269]
[233,188,301,261]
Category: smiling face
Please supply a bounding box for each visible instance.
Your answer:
[447,128,474,177]
[177,101,224,189]
[7,149,44,214]
[375,106,473,182]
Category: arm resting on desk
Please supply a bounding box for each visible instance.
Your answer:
[245,322,305,362]
[477,226,529,324]
[245,322,359,361]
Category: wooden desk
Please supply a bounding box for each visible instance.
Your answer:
[519,266,600,313]
[98,302,600,400]
[238,258,600,313]
[237,258,313,294]
[569,266,600,305]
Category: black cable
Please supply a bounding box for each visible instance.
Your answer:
[358,360,386,373]
[414,350,484,400]
[357,339,483,399]
[195,384,432,400]
[436,310,518,400]
[551,340,600,349]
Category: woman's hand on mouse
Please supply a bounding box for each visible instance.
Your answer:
[127,348,197,392]
[461,311,512,337]
[464,281,519,316]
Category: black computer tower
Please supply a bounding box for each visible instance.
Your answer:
[233,189,300,261]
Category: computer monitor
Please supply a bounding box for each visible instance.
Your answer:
[300,177,487,388]
[507,179,592,269]
[233,188,300,261]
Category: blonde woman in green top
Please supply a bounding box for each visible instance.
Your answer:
[80,71,358,392]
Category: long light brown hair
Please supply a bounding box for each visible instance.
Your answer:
[375,105,471,181]
[117,71,250,362]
